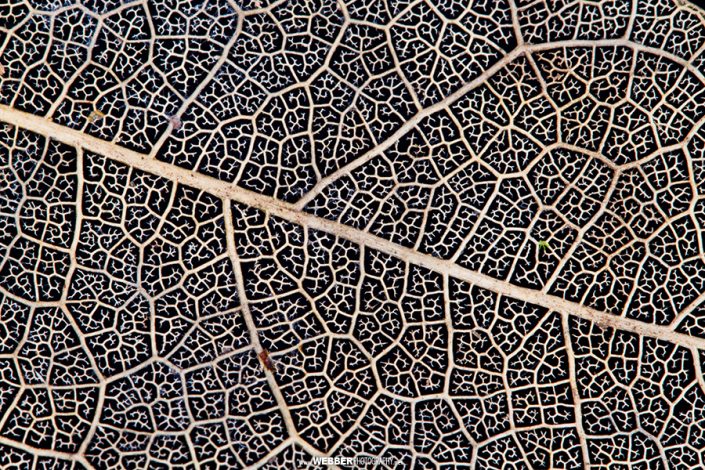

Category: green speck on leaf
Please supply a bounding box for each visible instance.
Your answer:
[538,240,550,252]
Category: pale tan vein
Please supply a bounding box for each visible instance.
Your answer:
[3,105,705,351]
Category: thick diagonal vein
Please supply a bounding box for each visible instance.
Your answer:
[296,37,705,208]
[3,105,704,350]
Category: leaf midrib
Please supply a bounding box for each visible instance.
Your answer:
[2,104,702,351]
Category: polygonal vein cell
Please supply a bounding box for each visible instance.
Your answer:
[307,43,705,328]
[0,126,77,302]
[7,131,703,467]
[5,0,705,468]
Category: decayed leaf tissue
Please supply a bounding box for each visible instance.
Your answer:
[4,0,705,468]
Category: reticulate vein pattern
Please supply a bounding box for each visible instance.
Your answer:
[3,0,705,468]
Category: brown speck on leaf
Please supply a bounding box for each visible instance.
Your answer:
[0,64,5,77]
[259,349,276,372]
